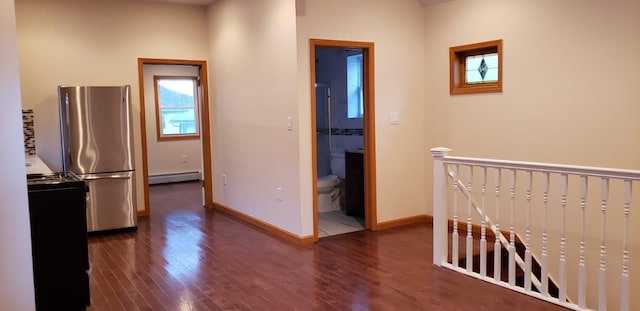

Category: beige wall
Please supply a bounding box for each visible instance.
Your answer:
[424,0,640,167]
[143,64,202,177]
[15,0,428,239]
[296,0,428,232]
[0,0,35,309]
[424,0,640,309]
[207,0,303,235]
[6,0,639,308]
[15,0,210,211]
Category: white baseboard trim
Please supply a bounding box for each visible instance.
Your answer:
[148,171,201,185]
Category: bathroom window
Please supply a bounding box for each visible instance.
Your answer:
[154,76,200,141]
[347,53,364,118]
[449,39,503,95]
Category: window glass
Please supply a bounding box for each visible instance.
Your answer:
[450,39,502,94]
[465,53,499,84]
[347,53,364,118]
[155,77,199,139]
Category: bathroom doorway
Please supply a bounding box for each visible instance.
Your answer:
[310,39,376,239]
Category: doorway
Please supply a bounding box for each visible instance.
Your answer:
[137,58,213,216]
[310,40,376,239]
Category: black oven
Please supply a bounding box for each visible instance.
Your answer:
[27,172,90,310]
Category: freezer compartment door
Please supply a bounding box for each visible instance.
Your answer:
[81,171,137,232]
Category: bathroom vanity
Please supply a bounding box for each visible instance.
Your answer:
[345,149,364,217]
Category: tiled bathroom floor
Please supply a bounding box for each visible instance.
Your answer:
[318,210,365,238]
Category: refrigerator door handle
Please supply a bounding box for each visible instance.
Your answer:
[59,89,73,171]
[65,94,73,169]
[82,173,132,180]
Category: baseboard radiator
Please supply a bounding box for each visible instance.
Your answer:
[148,171,201,185]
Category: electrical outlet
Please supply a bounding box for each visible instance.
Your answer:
[276,187,283,202]
[181,154,188,164]
[222,173,227,186]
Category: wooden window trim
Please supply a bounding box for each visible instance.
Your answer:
[450,39,503,95]
[154,75,200,141]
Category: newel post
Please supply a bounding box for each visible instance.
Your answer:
[431,147,451,266]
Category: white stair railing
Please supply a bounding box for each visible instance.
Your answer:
[431,147,638,311]
[445,169,544,292]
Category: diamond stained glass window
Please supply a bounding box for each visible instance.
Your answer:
[465,53,499,84]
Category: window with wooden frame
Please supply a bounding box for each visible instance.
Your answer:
[154,75,200,141]
[450,39,503,95]
[347,52,364,118]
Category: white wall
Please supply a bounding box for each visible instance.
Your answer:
[296,0,427,231]
[143,64,202,177]
[16,0,428,240]
[207,0,303,235]
[424,0,640,167]
[423,0,640,309]
[0,0,35,309]
[15,0,210,211]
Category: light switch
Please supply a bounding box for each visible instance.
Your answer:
[390,112,399,125]
[287,117,293,131]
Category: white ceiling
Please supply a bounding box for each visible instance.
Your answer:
[418,0,452,6]
[142,0,450,7]
[143,0,215,5]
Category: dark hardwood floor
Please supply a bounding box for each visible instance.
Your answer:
[87,181,567,310]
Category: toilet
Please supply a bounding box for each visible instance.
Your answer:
[317,152,345,213]
[317,175,340,212]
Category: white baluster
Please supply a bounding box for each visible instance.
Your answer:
[559,174,568,302]
[508,169,516,286]
[599,178,609,311]
[541,172,550,296]
[621,180,631,311]
[452,164,459,268]
[480,167,487,277]
[428,149,640,311]
[466,165,474,273]
[430,147,450,266]
[578,176,588,308]
[524,171,532,291]
[494,168,502,282]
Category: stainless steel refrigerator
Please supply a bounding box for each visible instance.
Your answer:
[59,85,137,233]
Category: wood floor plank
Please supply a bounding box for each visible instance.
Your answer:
[86,181,567,310]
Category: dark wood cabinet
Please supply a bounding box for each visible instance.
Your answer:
[345,150,364,217]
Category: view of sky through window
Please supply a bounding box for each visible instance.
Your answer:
[156,77,199,137]
[347,53,364,118]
